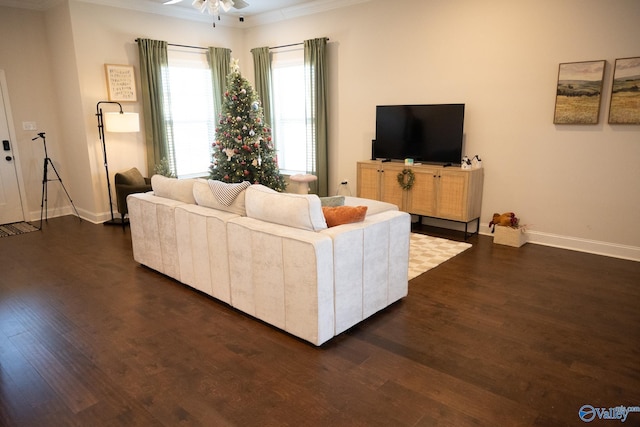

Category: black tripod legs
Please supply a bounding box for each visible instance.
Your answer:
[32,132,81,230]
[38,157,81,230]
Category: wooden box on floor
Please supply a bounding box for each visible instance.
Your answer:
[493,225,527,247]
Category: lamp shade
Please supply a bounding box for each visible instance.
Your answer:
[104,112,140,133]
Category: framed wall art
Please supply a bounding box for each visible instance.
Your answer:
[553,60,606,124]
[608,56,640,124]
[105,64,137,102]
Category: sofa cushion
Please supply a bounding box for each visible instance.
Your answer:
[151,175,196,204]
[322,205,368,227]
[209,180,251,206]
[320,195,345,207]
[245,184,328,231]
[193,179,247,216]
[344,196,398,216]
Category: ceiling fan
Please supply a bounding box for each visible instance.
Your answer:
[163,0,250,16]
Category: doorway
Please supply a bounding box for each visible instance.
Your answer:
[0,70,28,225]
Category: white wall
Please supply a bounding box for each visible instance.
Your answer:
[0,6,69,219]
[1,0,639,260]
[65,1,241,222]
[243,0,640,259]
[0,2,242,222]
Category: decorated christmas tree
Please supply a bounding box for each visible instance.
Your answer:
[209,59,286,192]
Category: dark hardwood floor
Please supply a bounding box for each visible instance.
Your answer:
[1,216,639,426]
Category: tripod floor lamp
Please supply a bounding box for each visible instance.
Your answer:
[96,101,140,226]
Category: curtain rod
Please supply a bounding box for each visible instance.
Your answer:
[168,43,208,50]
[134,38,329,51]
[135,38,208,50]
[269,38,329,50]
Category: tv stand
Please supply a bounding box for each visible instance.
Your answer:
[357,160,484,238]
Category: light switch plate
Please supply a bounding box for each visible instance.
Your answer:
[22,121,37,131]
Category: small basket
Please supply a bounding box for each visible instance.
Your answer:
[493,225,527,247]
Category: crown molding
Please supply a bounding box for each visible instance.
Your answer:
[76,0,371,28]
[0,0,64,10]
[0,0,372,27]
[246,0,371,27]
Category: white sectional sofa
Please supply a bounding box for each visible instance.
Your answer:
[127,176,411,346]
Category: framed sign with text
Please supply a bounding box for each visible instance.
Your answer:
[105,64,137,102]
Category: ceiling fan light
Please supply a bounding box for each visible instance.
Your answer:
[207,0,220,15]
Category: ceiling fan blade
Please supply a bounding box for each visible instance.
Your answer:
[192,0,207,13]
[232,0,249,9]
[220,0,233,12]
[163,0,184,4]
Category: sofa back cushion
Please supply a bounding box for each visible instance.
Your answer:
[193,179,248,216]
[245,185,327,231]
[151,175,196,204]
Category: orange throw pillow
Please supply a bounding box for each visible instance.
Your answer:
[322,205,368,227]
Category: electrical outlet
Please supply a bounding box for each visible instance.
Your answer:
[22,121,37,131]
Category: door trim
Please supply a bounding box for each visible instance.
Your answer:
[0,69,29,222]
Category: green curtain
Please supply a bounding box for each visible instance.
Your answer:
[137,38,173,176]
[250,47,274,129]
[304,38,328,196]
[207,47,231,119]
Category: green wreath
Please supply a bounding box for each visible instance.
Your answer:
[397,168,415,190]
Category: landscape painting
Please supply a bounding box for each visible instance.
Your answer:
[608,57,640,124]
[553,60,605,124]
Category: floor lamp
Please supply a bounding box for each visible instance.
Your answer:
[96,101,140,226]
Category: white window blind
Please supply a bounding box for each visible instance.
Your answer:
[166,47,216,178]
[272,48,309,175]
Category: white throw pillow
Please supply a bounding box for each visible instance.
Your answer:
[193,179,247,216]
[151,175,196,204]
[245,184,328,231]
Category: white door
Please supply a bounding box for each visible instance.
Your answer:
[0,71,25,224]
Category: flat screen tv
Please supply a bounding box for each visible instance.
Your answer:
[373,104,465,165]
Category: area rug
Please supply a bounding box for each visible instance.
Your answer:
[409,233,472,280]
[0,221,40,238]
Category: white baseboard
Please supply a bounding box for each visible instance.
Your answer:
[28,206,75,223]
[28,206,106,225]
[479,225,640,262]
[416,216,640,261]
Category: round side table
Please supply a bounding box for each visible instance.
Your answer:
[290,174,317,194]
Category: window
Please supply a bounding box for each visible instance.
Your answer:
[165,48,216,178]
[271,48,308,175]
